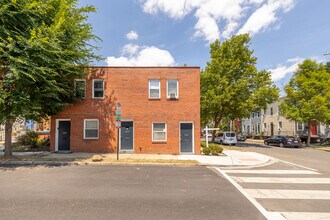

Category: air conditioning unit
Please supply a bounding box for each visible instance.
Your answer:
[169,92,177,99]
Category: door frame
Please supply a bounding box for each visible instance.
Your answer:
[179,121,194,154]
[119,119,134,152]
[55,119,71,151]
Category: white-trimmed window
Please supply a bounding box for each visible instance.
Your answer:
[278,122,282,131]
[167,80,178,99]
[84,119,99,139]
[152,122,167,141]
[257,123,260,133]
[270,107,273,116]
[297,123,303,131]
[93,79,104,98]
[149,80,160,99]
[74,79,86,99]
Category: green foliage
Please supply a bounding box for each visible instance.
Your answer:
[16,130,50,151]
[0,0,100,124]
[202,147,211,155]
[201,143,223,155]
[280,59,330,145]
[0,0,100,155]
[17,130,39,147]
[201,34,279,132]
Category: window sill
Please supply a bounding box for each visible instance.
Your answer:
[167,98,179,101]
[152,141,167,144]
[149,98,161,101]
[92,97,104,100]
[84,138,99,140]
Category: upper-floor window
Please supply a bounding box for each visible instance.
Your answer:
[297,123,303,131]
[270,107,273,116]
[74,79,86,99]
[149,80,160,99]
[257,112,260,118]
[93,79,104,98]
[84,119,99,139]
[167,80,179,99]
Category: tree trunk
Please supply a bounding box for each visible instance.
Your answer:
[4,121,13,157]
[306,123,311,147]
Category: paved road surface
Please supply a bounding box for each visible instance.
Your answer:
[0,165,265,220]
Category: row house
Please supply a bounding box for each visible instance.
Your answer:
[50,67,201,155]
[241,97,328,138]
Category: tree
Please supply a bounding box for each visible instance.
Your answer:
[0,0,100,156]
[326,62,330,74]
[201,34,279,141]
[280,59,330,146]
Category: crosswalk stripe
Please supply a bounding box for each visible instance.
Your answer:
[224,170,320,175]
[245,189,330,200]
[271,212,330,220]
[232,177,330,184]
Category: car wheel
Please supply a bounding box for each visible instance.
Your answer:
[264,141,269,146]
[279,143,284,148]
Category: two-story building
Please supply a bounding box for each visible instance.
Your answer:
[241,97,328,140]
[50,67,201,155]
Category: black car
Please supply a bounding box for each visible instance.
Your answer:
[236,134,246,141]
[264,136,302,148]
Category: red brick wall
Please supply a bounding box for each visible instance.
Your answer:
[50,67,200,155]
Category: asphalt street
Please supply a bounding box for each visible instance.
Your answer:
[218,142,330,220]
[236,141,330,173]
[0,165,265,220]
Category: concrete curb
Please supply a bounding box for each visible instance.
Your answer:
[0,160,199,167]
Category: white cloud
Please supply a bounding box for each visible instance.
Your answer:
[268,56,304,82]
[238,0,295,36]
[126,31,139,40]
[140,0,296,42]
[121,44,140,56]
[106,45,175,67]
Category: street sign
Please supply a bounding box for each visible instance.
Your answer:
[116,102,121,121]
[116,120,121,129]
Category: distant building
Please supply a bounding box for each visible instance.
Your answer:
[241,97,328,139]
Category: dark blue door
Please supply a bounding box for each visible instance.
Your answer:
[121,121,133,151]
[180,123,193,153]
[58,121,70,151]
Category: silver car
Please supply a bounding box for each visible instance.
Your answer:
[215,132,237,145]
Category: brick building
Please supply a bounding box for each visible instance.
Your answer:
[50,67,200,155]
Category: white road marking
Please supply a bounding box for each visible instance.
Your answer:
[215,168,286,220]
[246,189,330,200]
[232,177,330,184]
[224,170,320,175]
[276,159,318,172]
[271,212,330,220]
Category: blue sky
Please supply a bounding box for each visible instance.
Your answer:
[78,0,330,88]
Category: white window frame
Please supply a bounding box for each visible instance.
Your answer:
[270,107,273,116]
[297,123,303,131]
[166,79,179,99]
[84,119,99,139]
[149,79,161,99]
[152,122,167,142]
[92,79,104,99]
[74,79,86,99]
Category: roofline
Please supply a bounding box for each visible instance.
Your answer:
[88,66,201,69]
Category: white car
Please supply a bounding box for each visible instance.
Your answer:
[214,132,237,145]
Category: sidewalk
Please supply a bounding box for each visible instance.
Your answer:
[0,150,270,167]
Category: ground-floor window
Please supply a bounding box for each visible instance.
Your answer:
[84,119,99,139]
[152,122,167,141]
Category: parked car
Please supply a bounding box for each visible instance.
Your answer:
[236,134,246,142]
[214,132,237,145]
[264,136,302,148]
